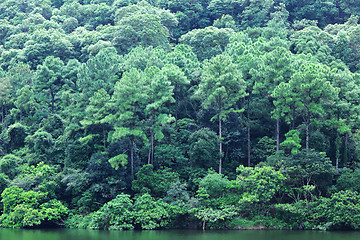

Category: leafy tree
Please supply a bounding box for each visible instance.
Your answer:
[180,26,234,61]
[80,88,111,151]
[113,1,177,54]
[133,193,170,230]
[196,54,246,173]
[34,56,65,114]
[110,68,148,178]
[143,66,175,165]
[87,193,134,230]
[132,164,179,198]
[280,130,302,154]
[0,73,11,130]
[273,62,338,149]
[78,47,121,97]
[189,128,218,170]
[0,185,68,228]
[234,165,286,212]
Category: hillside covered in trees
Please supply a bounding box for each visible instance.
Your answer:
[0,0,359,231]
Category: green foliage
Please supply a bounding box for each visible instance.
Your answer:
[267,149,336,198]
[276,190,360,230]
[234,165,286,206]
[0,0,359,231]
[180,26,234,61]
[0,154,22,179]
[280,130,301,154]
[87,193,134,230]
[189,128,218,169]
[0,185,68,228]
[133,193,171,230]
[132,164,179,198]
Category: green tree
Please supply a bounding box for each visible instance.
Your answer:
[80,88,111,151]
[143,66,175,165]
[0,73,11,130]
[113,1,177,54]
[34,56,65,114]
[110,68,148,179]
[196,54,246,173]
[179,26,234,61]
[273,62,338,149]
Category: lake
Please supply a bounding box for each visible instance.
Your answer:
[1,229,360,240]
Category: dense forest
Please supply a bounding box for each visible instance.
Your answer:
[0,0,359,231]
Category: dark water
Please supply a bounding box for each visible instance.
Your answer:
[1,229,360,240]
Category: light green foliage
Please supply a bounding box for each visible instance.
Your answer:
[87,193,134,230]
[113,1,177,53]
[198,54,245,115]
[213,15,238,31]
[276,190,360,230]
[0,185,68,228]
[80,88,112,151]
[198,170,230,202]
[290,26,334,63]
[280,130,301,154]
[11,162,59,196]
[194,206,237,230]
[273,61,338,149]
[180,26,234,61]
[133,193,171,230]
[78,47,121,97]
[235,165,286,205]
[253,136,276,161]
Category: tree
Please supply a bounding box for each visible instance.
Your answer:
[179,26,234,61]
[113,1,177,54]
[143,66,175,165]
[110,68,148,179]
[34,56,65,114]
[273,62,338,149]
[161,64,189,129]
[196,54,246,173]
[78,47,121,97]
[80,88,111,151]
[0,185,68,228]
[0,70,11,129]
[189,128,218,170]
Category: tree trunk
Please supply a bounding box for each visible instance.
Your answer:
[1,100,3,129]
[218,101,222,174]
[50,89,55,114]
[305,110,310,150]
[148,111,155,165]
[344,132,349,164]
[103,125,106,149]
[276,118,280,152]
[130,138,134,179]
[4,101,7,129]
[20,107,23,122]
[247,96,251,167]
[291,105,295,130]
[202,219,206,231]
[175,85,178,130]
